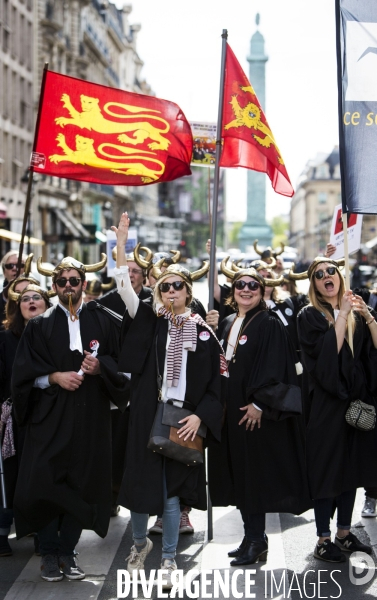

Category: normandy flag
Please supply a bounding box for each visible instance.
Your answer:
[336,0,377,213]
[30,70,193,186]
[219,44,294,197]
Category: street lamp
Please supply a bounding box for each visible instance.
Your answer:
[20,170,39,254]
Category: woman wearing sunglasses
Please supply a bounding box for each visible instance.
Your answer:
[297,258,377,563]
[111,213,225,587]
[0,282,52,557]
[208,262,310,566]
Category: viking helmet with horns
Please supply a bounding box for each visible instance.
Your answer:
[150,258,209,284]
[85,277,114,297]
[287,256,345,281]
[221,257,283,287]
[133,243,181,273]
[37,254,107,281]
[253,240,284,260]
[8,282,55,303]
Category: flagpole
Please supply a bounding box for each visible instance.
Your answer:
[206,29,228,544]
[208,29,228,312]
[334,1,353,352]
[16,62,49,277]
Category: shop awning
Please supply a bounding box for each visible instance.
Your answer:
[0,229,45,245]
[53,209,93,239]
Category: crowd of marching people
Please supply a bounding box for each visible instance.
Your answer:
[1,212,377,587]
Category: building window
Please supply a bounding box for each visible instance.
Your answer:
[316,164,329,179]
[318,192,327,204]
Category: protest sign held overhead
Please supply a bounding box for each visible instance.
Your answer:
[329,203,363,259]
[219,44,294,197]
[190,122,217,166]
[336,0,377,213]
[30,70,193,186]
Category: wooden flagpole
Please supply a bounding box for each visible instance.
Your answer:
[342,213,354,353]
[16,63,49,276]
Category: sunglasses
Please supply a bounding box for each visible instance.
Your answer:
[20,294,43,303]
[234,280,261,291]
[55,277,82,288]
[314,267,337,280]
[4,263,25,270]
[158,281,186,293]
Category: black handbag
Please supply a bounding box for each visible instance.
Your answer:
[147,337,207,466]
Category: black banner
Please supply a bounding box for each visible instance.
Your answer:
[336,0,377,213]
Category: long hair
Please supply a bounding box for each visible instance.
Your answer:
[4,294,50,337]
[308,267,356,334]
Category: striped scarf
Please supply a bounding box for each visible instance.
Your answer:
[158,307,229,386]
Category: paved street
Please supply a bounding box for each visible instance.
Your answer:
[1,489,377,599]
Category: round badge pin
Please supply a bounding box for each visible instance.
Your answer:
[285,308,293,317]
[90,340,99,350]
[199,331,210,341]
[239,335,247,345]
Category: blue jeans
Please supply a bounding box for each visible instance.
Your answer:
[314,489,356,537]
[131,476,180,560]
[38,514,82,556]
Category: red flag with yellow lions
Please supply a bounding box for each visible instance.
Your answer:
[220,44,294,197]
[30,70,193,185]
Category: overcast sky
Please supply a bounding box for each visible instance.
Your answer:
[114,0,339,222]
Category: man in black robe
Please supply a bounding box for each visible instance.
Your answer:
[11,256,128,582]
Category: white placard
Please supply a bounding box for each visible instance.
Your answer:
[329,204,363,259]
[106,228,137,277]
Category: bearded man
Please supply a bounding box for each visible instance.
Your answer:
[11,256,128,582]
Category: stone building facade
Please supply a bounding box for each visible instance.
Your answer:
[0,0,34,254]
[289,146,377,260]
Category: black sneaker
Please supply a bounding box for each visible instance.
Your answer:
[40,554,63,581]
[314,540,346,563]
[0,535,12,557]
[59,554,86,580]
[335,532,372,555]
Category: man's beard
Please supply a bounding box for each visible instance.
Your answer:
[57,287,82,306]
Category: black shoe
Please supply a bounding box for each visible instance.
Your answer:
[0,535,12,557]
[228,537,247,558]
[314,540,346,563]
[230,540,268,566]
[34,534,40,556]
[335,532,372,555]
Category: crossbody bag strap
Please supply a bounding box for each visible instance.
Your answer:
[241,310,263,334]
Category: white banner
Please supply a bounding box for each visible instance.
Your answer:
[329,204,363,259]
[106,228,137,277]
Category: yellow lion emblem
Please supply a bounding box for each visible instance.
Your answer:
[49,133,165,183]
[224,86,284,165]
[55,94,171,151]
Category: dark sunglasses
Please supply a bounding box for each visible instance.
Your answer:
[4,263,24,270]
[158,280,186,293]
[55,277,82,288]
[234,280,261,291]
[314,267,337,280]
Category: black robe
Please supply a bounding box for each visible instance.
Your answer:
[208,305,311,515]
[98,285,153,316]
[117,300,224,515]
[11,303,128,539]
[297,306,377,499]
[0,330,24,508]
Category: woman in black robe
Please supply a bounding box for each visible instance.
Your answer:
[208,261,310,566]
[113,213,225,588]
[0,280,52,557]
[297,257,377,563]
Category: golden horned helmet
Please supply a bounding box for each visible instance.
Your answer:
[253,240,285,260]
[23,253,33,276]
[134,243,181,273]
[287,257,345,281]
[85,277,114,297]
[221,257,283,287]
[37,254,107,281]
[150,258,209,284]
[8,282,55,303]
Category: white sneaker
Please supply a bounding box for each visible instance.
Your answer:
[361,496,377,517]
[149,517,163,534]
[126,538,153,578]
[160,558,177,589]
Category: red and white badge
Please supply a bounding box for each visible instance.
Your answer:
[90,340,99,351]
[239,335,247,345]
[199,331,210,341]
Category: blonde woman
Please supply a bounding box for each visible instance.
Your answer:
[297,257,377,563]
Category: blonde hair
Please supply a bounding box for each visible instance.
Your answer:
[308,265,356,334]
